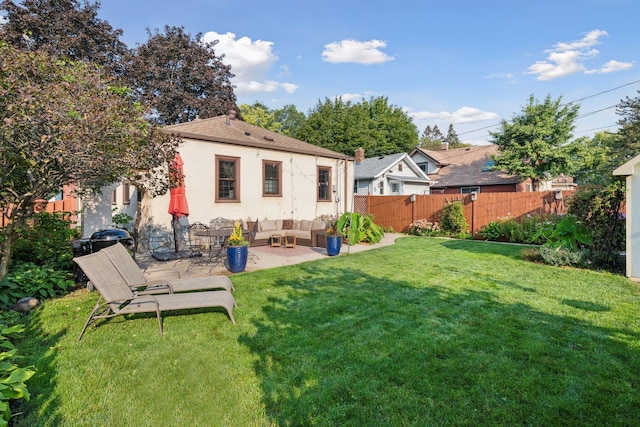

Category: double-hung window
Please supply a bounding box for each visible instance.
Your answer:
[216,155,240,202]
[317,166,331,201]
[263,160,282,196]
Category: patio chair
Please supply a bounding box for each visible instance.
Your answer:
[100,243,235,294]
[73,251,237,342]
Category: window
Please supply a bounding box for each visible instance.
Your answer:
[263,160,282,196]
[111,188,117,205]
[317,167,331,201]
[378,180,384,195]
[216,156,240,202]
[391,182,400,193]
[398,163,403,172]
[122,182,130,205]
[460,187,480,194]
[482,160,495,172]
[417,163,428,173]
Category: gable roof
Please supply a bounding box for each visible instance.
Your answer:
[164,115,351,160]
[355,152,431,182]
[412,145,522,188]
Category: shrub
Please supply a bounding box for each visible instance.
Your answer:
[537,246,587,267]
[440,201,469,238]
[0,323,35,426]
[12,211,80,271]
[336,212,384,244]
[408,219,442,237]
[567,183,625,272]
[533,215,592,251]
[479,214,554,244]
[0,262,74,308]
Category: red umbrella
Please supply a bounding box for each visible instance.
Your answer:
[168,153,189,252]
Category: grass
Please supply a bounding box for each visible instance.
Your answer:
[13,237,640,426]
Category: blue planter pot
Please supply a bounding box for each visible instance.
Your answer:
[326,235,342,256]
[227,245,248,273]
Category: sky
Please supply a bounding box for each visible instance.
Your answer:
[67,1,640,144]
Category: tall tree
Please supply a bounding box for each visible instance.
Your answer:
[126,25,236,125]
[613,91,640,165]
[490,94,581,190]
[273,104,307,138]
[0,44,180,280]
[297,96,417,157]
[239,102,281,132]
[0,0,127,74]
[418,124,446,150]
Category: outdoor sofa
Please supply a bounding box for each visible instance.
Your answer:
[252,219,326,247]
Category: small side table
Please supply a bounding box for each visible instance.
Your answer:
[284,234,297,248]
[270,234,282,247]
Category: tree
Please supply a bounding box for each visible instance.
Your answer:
[0,44,180,280]
[490,94,581,190]
[239,102,282,132]
[0,0,127,74]
[126,25,236,125]
[273,104,306,138]
[418,124,445,149]
[613,91,640,165]
[297,96,418,157]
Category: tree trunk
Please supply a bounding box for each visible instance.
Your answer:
[0,209,23,282]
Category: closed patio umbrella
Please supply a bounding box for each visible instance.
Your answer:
[168,153,189,252]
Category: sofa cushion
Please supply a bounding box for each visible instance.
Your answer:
[312,220,326,230]
[260,219,278,232]
[300,219,313,231]
[292,219,301,230]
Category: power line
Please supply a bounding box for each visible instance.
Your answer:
[455,78,640,140]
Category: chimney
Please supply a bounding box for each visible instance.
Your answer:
[226,109,236,125]
[355,147,365,163]
[441,139,449,151]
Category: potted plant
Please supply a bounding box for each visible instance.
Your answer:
[324,216,342,256]
[226,221,249,272]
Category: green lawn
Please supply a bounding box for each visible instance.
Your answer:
[14,237,640,426]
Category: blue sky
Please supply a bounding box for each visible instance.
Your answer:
[97,1,638,144]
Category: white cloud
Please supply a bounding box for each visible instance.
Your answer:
[526,29,632,80]
[409,107,499,124]
[322,39,394,64]
[586,59,634,74]
[235,80,299,95]
[202,31,298,96]
[340,93,364,102]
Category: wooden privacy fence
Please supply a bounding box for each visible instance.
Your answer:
[354,191,577,235]
[1,197,78,228]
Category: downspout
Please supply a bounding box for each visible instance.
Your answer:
[343,158,349,213]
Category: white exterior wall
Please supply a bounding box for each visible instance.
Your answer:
[626,169,640,279]
[143,139,353,231]
[410,151,437,173]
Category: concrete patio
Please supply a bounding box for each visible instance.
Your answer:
[137,233,404,280]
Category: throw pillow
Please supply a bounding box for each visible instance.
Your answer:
[283,219,293,230]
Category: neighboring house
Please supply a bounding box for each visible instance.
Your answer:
[353,148,432,196]
[613,154,640,280]
[410,144,576,194]
[89,113,354,251]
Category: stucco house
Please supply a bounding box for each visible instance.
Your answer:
[613,154,640,280]
[410,144,576,194]
[353,148,431,195]
[81,113,354,252]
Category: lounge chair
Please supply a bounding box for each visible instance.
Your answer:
[73,251,236,342]
[100,243,234,294]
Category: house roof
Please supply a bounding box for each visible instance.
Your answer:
[164,115,351,160]
[355,152,430,181]
[412,145,522,188]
